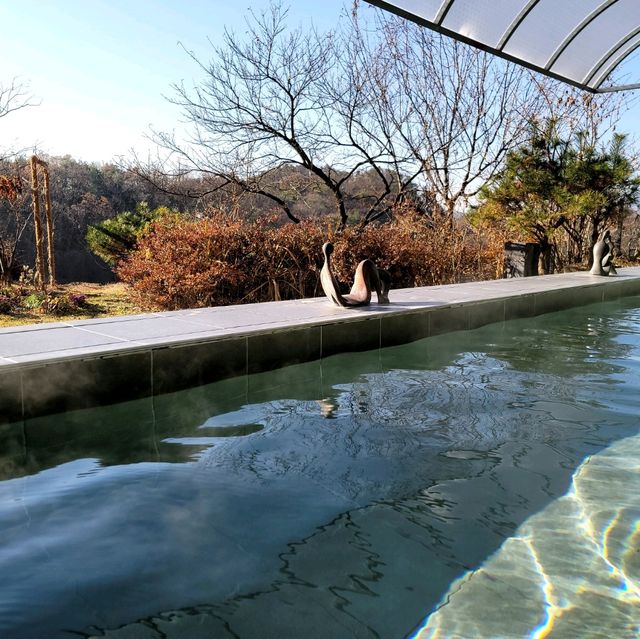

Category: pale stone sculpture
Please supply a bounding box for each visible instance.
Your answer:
[589,229,617,276]
[320,242,390,307]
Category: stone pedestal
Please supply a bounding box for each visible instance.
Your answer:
[504,242,540,278]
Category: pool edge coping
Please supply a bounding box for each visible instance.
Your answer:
[2,268,640,421]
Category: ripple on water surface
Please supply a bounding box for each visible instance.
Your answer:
[412,431,640,639]
[0,297,640,639]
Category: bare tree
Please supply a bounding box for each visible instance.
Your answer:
[322,6,427,225]
[132,3,439,228]
[0,79,33,120]
[0,78,37,162]
[531,76,633,146]
[0,79,35,280]
[133,1,634,230]
[0,160,30,283]
[145,3,347,224]
[366,8,543,227]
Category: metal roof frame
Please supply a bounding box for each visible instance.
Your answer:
[365,0,640,93]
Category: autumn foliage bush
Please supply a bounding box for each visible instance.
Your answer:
[117,208,503,311]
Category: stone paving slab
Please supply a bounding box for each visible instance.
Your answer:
[1,268,640,368]
[1,268,640,421]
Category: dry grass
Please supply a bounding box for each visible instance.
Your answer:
[0,282,140,328]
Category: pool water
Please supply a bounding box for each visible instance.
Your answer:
[1,297,639,638]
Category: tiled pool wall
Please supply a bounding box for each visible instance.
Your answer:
[2,273,640,422]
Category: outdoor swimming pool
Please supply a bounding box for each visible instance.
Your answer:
[0,296,639,638]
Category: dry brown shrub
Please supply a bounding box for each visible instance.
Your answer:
[0,175,22,201]
[467,218,512,280]
[118,206,501,310]
[263,218,327,300]
[117,213,257,310]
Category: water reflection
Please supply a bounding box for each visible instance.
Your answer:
[1,298,637,485]
[79,435,640,639]
[317,397,339,419]
[412,432,640,639]
[0,298,639,639]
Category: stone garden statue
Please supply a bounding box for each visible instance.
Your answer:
[320,242,390,307]
[590,229,617,276]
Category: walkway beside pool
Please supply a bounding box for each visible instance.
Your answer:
[2,267,640,421]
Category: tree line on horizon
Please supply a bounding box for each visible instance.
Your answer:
[0,154,437,284]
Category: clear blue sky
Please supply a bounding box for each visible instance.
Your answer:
[0,0,348,162]
[2,0,640,163]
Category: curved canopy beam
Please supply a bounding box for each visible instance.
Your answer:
[545,0,621,71]
[497,0,542,50]
[364,0,640,93]
[584,26,640,85]
[434,0,456,25]
[593,37,640,89]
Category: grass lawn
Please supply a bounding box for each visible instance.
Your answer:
[0,283,142,328]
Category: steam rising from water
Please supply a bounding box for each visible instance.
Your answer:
[413,432,640,639]
[2,298,640,638]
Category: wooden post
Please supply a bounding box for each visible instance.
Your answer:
[30,155,46,289]
[41,161,56,286]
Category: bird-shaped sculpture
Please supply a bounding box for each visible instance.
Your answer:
[589,229,617,276]
[320,242,390,307]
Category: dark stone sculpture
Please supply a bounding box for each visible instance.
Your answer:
[590,229,617,276]
[320,242,390,307]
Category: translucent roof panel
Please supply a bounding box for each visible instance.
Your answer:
[552,0,640,85]
[502,0,605,69]
[441,0,526,48]
[365,0,640,92]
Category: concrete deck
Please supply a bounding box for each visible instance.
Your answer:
[2,267,640,421]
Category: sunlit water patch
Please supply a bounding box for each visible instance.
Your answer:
[1,297,639,638]
[412,431,640,639]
